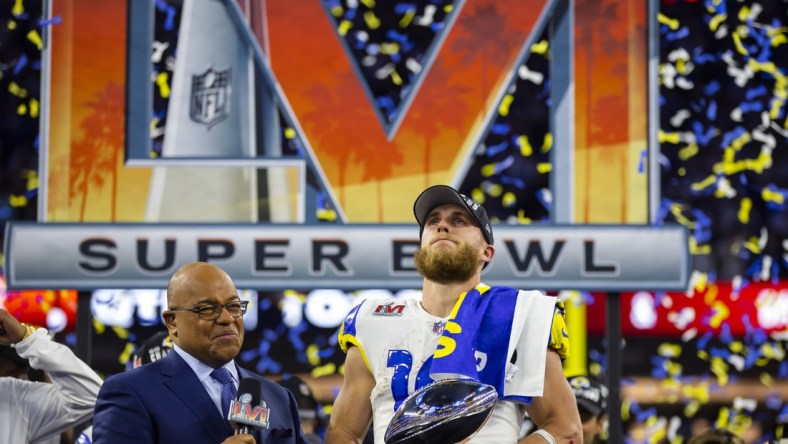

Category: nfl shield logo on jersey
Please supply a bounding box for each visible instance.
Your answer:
[190,66,231,129]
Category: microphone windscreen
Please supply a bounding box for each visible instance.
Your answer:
[237,378,262,405]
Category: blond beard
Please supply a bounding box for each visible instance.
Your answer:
[414,241,481,284]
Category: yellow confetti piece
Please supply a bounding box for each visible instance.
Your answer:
[363,11,380,30]
[481,163,496,177]
[470,188,485,204]
[537,163,552,174]
[7,20,16,30]
[709,300,729,328]
[9,194,27,207]
[27,29,43,50]
[498,94,514,117]
[759,372,774,386]
[621,398,631,421]
[12,0,23,16]
[29,98,39,118]
[738,197,752,224]
[119,342,135,365]
[330,5,343,17]
[390,70,403,86]
[317,208,337,222]
[284,127,296,139]
[25,170,38,191]
[710,356,729,386]
[112,326,131,339]
[9,81,27,98]
[658,343,682,358]
[531,40,549,55]
[657,13,679,30]
[737,6,750,21]
[517,134,532,156]
[338,20,352,36]
[93,319,106,334]
[310,362,337,378]
[689,236,711,255]
[762,187,785,205]
[771,33,787,47]
[715,407,730,429]
[691,174,716,192]
[399,10,415,28]
[443,5,453,13]
[658,130,681,144]
[307,344,321,366]
[360,0,375,7]
[283,289,307,301]
[709,14,726,32]
[156,72,170,98]
[516,210,532,224]
[541,133,552,153]
[486,184,503,198]
[380,42,399,55]
[748,58,778,75]
[678,167,686,176]
[693,271,708,293]
[729,341,743,353]
[684,400,701,417]
[502,192,516,208]
[17,103,27,115]
[678,143,698,161]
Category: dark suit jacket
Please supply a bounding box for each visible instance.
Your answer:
[92,351,305,444]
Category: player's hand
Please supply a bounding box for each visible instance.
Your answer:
[0,309,26,345]
[221,434,256,444]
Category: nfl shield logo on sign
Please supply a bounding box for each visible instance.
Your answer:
[190,66,231,129]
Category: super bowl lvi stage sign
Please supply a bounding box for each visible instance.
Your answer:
[384,380,498,444]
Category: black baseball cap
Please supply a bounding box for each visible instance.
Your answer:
[277,375,323,423]
[568,375,607,417]
[413,185,494,246]
[130,331,173,369]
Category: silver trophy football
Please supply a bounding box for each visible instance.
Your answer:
[384,379,498,444]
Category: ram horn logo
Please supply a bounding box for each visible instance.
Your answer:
[190,66,231,129]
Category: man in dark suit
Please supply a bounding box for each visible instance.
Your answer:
[93,262,306,444]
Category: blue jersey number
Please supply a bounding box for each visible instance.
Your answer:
[387,350,433,411]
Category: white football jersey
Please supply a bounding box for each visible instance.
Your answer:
[338,296,524,443]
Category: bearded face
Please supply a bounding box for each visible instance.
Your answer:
[414,240,482,284]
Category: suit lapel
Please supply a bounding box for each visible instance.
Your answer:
[161,352,234,441]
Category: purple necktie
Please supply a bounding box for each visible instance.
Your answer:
[210,367,237,417]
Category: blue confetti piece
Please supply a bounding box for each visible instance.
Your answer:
[490,123,511,136]
[38,16,62,27]
[694,52,718,65]
[637,148,647,173]
[703,80,721,96]
[745,85,768,100]
[692,120,716,146]
[636,407,657,423]
[706,100,717,120]
[665,26,690,41]
[13,54,27,75]
[697,331,713,351]
[499,175,525,189]
[486,140,509,156]
[718,322,732,344]
[740,101,764,113]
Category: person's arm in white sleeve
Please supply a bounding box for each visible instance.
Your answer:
[1,309,103,442]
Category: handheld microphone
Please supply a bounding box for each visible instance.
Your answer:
[228,378,270,435]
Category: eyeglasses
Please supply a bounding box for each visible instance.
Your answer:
[168,301,249,320]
